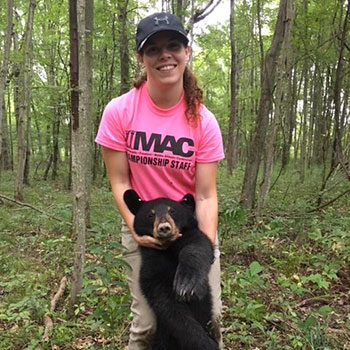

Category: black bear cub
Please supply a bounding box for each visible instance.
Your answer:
[124,189,219,350]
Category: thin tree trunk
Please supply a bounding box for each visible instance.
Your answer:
[69,0,93,315]
[311,65,324,164]
[43,154,53,181]
[46,63,60,180]
[320,67,333,182]
[281,64,297,169]
[69,0,79,191]
[84,0,93,228]
[299,0,309,183]
[176,0,184,20]
[32,104,43,158]
[23,101,32,185]
[7,91,14,170]
[256,0,264,78]
[331,0,350,169]
[68,0,79,312]
[0,0,14,170]
[15,0,36,201]
[258,0,295,213]
[317,0,350,205]
[307,67,316,168]
[227,0,237,174]
[118,0,130,95]
[1,105,11,170]
[52,113,60,180]
[107,14,117,101]
[240,0,291,210]
[292,73,303,162]
[300,64,309,182]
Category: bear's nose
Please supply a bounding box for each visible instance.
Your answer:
[157,222,172,238]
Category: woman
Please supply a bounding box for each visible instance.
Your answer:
[95,12,224,350]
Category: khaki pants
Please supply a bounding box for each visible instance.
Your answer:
[121,223,223,350]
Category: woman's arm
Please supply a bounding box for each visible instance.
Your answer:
[195,162,219,244]
[102,146,163,249]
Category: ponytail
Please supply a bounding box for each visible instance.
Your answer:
[133,71,147,89]
[183,66,203,126]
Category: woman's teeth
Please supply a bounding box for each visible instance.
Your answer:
[158,65,175,71]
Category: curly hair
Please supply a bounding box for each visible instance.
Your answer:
[133,66,203,126]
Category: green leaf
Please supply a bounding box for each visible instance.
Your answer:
[249,261,264,276]
[318,305,332,316]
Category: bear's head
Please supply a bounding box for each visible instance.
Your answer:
[123,189,196,246]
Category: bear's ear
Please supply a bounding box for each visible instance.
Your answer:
[180,193,195,213]
[123,189,144,215]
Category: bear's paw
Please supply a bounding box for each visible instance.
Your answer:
[173,264,208,302]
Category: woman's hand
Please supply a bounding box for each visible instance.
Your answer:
[133,234,164,250]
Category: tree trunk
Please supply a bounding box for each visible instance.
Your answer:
[320,67,333,182]
[311,65,324,164]
[0,0,14,171]
[32,104,43,158]
[52,112,60,180]
[257,0,295,213]
[15,0,36,201]
[46,61,60,180]
[7,92,14,170]
[299,0,309,183]
[300,64,309,182]
[307,68,316,169]
[281,64,297,169]
[107,14,117,101]
[69,0,79,192]
[43,154,53,181]
[176,0,185,20]
[256,0,264,78]
[1,105,11,170]
[69,0,93,315]
[226,0,237,174]
[316,0,350,206]
[23,101,32,185]
[117,0,130,95]
[240,0,291,210]
[331,0,350,169]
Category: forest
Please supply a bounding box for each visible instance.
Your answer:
[0,0,350,349]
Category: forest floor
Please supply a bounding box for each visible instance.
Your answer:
[0,165,350,350]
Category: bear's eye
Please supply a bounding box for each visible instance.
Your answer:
[168,207,176,215]
[148,210,155,219]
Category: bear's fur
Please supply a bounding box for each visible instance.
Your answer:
[123,189,218,350]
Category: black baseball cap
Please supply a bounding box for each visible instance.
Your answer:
[136,12,189,52]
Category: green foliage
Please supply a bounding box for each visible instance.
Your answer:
[81,227,131,334]
[0,171,129,349]
[219,165,350,349]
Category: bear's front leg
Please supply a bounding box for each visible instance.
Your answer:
[173,233,214,301]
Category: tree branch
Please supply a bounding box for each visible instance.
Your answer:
[307,188,350,213]
[192,0,222,24]
[0,193,72,225]
[42,276,68,343]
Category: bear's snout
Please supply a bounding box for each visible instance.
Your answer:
[157,222,172,238]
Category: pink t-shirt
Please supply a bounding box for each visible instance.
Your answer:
[95,83,224,201]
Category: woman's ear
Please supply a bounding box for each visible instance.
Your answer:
[185,46,191,62]
[136,52,143,64]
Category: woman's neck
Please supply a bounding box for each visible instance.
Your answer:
[147,80,184,109]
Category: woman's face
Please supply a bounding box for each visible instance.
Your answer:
[137,31,190,88]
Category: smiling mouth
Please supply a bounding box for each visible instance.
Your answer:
[157,64,177,71]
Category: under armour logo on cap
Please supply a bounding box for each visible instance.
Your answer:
[154,16,170,26]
